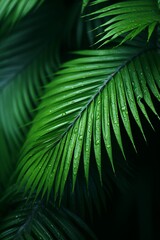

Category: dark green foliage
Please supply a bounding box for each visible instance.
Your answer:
[0,186,97,240]
[0,0,160,239]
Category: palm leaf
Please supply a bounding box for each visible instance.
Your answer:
[82,0,90,13]
[0,0,44,30]
[90,0,108,5]
[0,0,66,173]
[0,187,96,240]
[88,0,160,47]
[17,45,160,201]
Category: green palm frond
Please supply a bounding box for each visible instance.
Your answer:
[89,0,160,46]
[17,45,160,202]
[0,1,66,165]
[0,0,44,29]
[82,0,90,13]
[0,187,96,240]
[90,0,108,6]
[0,2,160,239]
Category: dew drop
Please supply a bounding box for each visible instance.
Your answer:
[86,147,89,152]
[114,121,119,127]
[74,127,78,133]
[95,140,100,145]
[79,135,83,140]
[121,106,126,111]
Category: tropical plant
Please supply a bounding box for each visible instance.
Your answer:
[0,0,160,239]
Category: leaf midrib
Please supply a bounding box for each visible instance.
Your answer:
[52,46,154,148]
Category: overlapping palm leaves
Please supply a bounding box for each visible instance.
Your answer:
[1,0,160,239]
[0,0,44,33]
[0,0,66,185]
[0,1,102,238]
[88,0,160,46]
[17,45,160,201]
[0,187,96,240]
